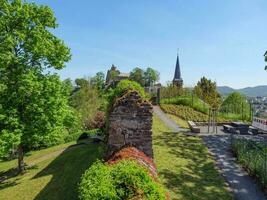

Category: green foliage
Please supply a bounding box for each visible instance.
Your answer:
[144,67,160,87]
[70,80,102,130]
[232,138,267,189]
[0,0,71,165]
[90,72,105,93]
[79,160,166,200]
[220,92,250,120]
[75,78,89,88]
[153,116,234,200]
[129,67,159,87]
[194,77,221,109]
[161,104,210,122]
[160,82,184,99]
[107,80,145,109]
[63,129,101,143]
[129,67,145,86]
[161,94,210,114]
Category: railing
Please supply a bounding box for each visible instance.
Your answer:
[252,117,267,132]
[231,136,267,189]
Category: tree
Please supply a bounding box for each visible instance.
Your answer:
[194,77,221,109]
[144,67,160,87]
[0,0,71,173]
[221,92,250,118]
[160,82,183,99]
[70,80,101,130]
[75,78,89,88]
[129,67,145,86]
[91,72,105,92]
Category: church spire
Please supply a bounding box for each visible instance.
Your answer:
[173,53,183,87]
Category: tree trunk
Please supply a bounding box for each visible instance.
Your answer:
[18,144,25,173]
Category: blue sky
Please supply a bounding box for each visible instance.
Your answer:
[33,0,267,88]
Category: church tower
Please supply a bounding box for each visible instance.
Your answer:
[173,53,183,87]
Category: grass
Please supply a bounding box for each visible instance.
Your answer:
[0,141,104,200]
[167,114,190,129]
[0,115,233,200]
[0,141,76,172]
[153,115,233,200]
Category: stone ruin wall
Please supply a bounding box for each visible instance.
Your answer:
[107,90,153,159]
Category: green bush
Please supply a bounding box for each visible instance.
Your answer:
[161,95,210,114]
[232,138,267,188]
[64,129,101,143]
[79,160,166,200]
[107,80,145,109]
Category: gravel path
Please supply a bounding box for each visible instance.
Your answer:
[153,106,187,132]
[201,133,266,200]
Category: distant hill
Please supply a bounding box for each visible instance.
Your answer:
[217,85,267,97]
[217,86,235,95]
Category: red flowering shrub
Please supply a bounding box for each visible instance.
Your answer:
[107,147,157,177]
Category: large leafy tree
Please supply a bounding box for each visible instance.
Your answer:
[91,72,105,92]
[221,92,250,118]
[129,67,145,86]
[71,78,101,130]
[144,67,160,87]
[194,77,221,109]
[0,0,71,172]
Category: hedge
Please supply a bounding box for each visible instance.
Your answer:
[79,160,166,200]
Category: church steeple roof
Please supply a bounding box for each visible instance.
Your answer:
[173,53,182,81]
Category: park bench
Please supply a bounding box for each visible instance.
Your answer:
[188,121,200,133]
[223,125,237,134]
[249,126,258,135]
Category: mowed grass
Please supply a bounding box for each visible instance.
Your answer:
[153,115,233,200]
[0,142,104,200]
[167,114,190,129]
[0,141,77,172]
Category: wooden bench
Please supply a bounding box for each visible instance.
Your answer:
[223,125,236,134]
[188,121,200,133]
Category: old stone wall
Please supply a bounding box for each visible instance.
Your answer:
[107,90,153,158]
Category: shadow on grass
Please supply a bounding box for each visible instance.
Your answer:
[154,132,233,200]
[32,143,104,200]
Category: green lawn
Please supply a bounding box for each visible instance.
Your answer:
[167,114,190,129]
[0,141,77,172]
[0,142,104,200]
[0,116,233,200]
[153,115,233,200]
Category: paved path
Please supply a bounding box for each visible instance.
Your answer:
[153,107,266,200]
[201,133,266,200]
[153,106,187,132]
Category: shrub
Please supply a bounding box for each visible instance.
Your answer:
[107,80,145,109]
[64,129,101,143]
[88,111,106,130]
[79,160,166,200]
[232,138,267,189]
